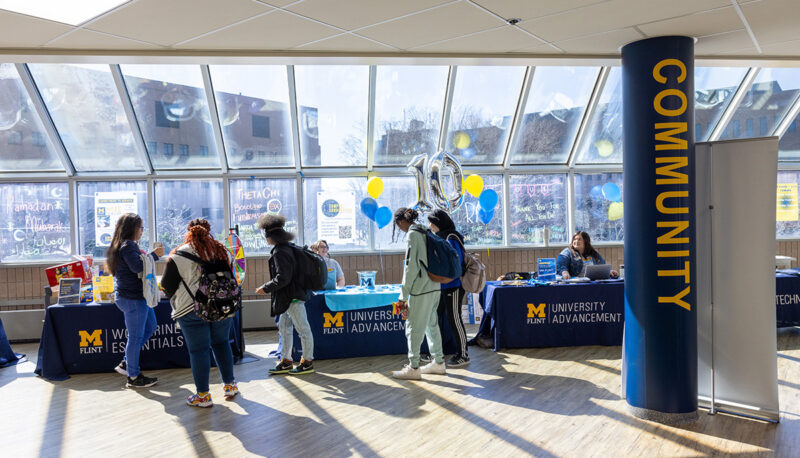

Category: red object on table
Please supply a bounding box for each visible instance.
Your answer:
[44,257,92,287]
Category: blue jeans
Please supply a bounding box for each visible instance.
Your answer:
[280,300,314,361]
[177,312,235,393]
[115,297,157,378]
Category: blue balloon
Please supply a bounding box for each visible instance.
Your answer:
[375,206,393,229]
[601,182,621,202]
[360,197,378,221]
[478,207,494,225]
[589,185,603,201]
[479,189,498,211]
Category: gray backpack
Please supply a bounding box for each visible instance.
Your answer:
[449,235,487,294]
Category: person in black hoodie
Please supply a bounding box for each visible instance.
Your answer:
[428,209,470,367]
[255,214,315,375]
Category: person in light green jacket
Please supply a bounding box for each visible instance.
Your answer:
[391,207,445,380]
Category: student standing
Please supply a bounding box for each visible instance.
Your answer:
[105,213,163,388]
[256,214,315,375]
[160,219,239,408]
[392,208,445,380]
[428,209,470,367]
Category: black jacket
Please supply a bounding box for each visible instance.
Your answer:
[261,242,309,317]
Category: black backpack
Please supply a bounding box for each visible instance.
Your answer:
[288,244,327,291]
[175,251,242,322]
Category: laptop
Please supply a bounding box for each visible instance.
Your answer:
[583,264,612,280]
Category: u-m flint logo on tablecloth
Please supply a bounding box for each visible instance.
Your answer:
[323,312,345,334]
[79,329,104,353]
[527,303,546,324]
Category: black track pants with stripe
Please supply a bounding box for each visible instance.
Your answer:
[437,286,468,359]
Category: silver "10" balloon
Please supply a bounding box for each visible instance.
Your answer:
[406,151,464,213]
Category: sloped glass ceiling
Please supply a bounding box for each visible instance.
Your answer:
[28,64,143,172]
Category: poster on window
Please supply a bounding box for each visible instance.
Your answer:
[317,191,355,245]
[95,192,139,246]
[777,183,798,222]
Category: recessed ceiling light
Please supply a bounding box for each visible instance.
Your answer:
[0,0,129,26]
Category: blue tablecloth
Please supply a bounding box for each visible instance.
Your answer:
[322,285,402,312]
[776,272,800,327]
[35,300,244,381]
[290,290,455,360]
[475,280,625,351]
[0,317,24,368]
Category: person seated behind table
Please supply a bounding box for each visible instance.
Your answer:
[310,240,345,290]
[557,231,619,280]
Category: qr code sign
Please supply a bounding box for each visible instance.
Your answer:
[339,225,352,239]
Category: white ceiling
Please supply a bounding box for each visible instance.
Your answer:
[0,0,797,59]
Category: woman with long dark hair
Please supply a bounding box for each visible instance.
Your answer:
[556,231,619,279]
[160,219,238,408]
[105,213,163,388]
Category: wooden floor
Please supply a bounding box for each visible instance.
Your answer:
[3,326,800,457]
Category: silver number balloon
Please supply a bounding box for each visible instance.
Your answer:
[428,151,464,212]
[406,153,432,212]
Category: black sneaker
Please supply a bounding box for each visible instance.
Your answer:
[288,359,314,375]
[419,353,432,363]
[126,373,157,388]
[269,359,294,375]
[447,355,470,368]
[114,360,128,376]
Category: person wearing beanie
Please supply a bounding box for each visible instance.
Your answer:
[255,214,315,375]
[428,209,470,367]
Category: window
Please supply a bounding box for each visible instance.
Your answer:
[576,67,622,163]
[302,177,368,250]
[374,176,418,250]
[779,111,800,161]
[154,180,224,254]
[746,118,754,137]
[0,64,62,171]
[695,67,749,141]
[199,145,208,156]
[209,65,294,168]
[121,65,220,170]
[295,66,368,167]
[574,173,624,242]
[696,124,703,139]
[451,174,505,246]
[445,66,526,165]
[77,181,149,258]
[163,143,173,157]
[0,182,70,262]
[229,178,298,255]
[508,174,568,245]
[145,141,157,154]
[510,66,599,164]
[179,144,189,158]
[732,120,740,137]
[7,130,21,145]
[373,66,448,166]
[252,114,270,139]
[28,63,143,171]
[720,67,800,141]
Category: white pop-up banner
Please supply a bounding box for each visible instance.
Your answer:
[696,138,780,422]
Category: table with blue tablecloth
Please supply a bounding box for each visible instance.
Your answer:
[776,271,800,326]
[0,317,25,368]
[290,285,456,360]
[474,280,626,351]
[35,300,244,381]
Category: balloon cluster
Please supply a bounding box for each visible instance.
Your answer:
[590,182,623,221]
[463,175,498,224]
[360,177,393,229]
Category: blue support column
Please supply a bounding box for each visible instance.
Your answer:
[622,36,697,423]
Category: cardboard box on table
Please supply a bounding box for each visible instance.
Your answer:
[45,256,93,288]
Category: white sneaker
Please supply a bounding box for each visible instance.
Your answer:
[420,361,447,375]
[392,364,421,380]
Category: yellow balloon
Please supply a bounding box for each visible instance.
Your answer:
[453,131,471,150]
[367,176,384,199]
[608,202,624,221]
[464,174,484,198]
[595,139,614,158]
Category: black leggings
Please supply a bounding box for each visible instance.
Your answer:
[438,286,468,359]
